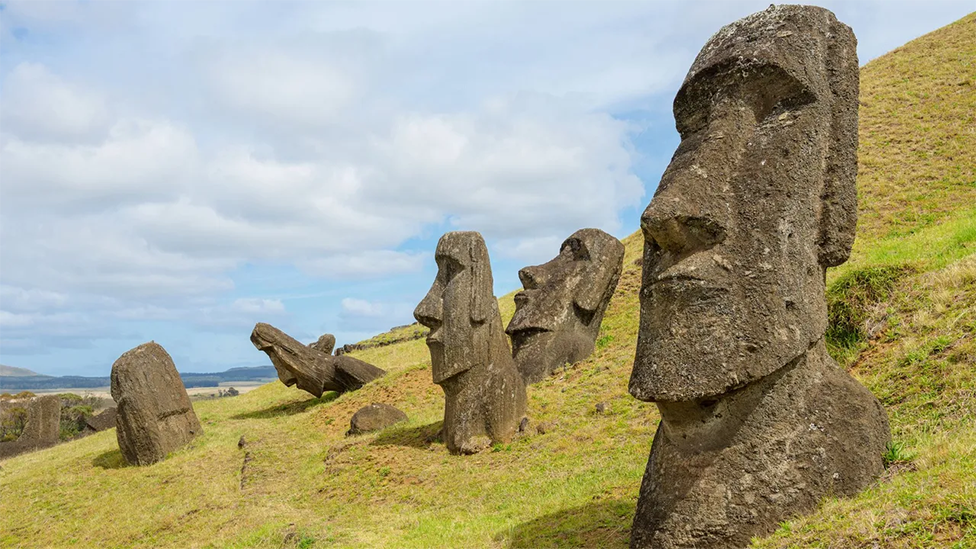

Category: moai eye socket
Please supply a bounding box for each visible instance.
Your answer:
[436,254,465,283]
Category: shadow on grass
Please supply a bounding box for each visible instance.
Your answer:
[369,420,443,449]
[498,499,634,549]
[231,392,339,420]
[93,449,129,469]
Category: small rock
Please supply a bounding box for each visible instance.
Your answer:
[347,403,408,435]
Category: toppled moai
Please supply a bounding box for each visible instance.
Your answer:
[0,395,61,459]
[506,228,624,384]
[250,323,386,398]
[414,231,527,454]
[628,6,891,548]
[84,407,118,433]
[309,333,336,355]
[111,342,202,466]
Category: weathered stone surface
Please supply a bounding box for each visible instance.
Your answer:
[309,333,336,355]
[506,228,624,384]
[0,395,61,459]
[111,342,201,466]
[250,323,386,398]
[84,407,117,432]
[628,6,891,548]
[414,231,527,455]
[347,403,408,435]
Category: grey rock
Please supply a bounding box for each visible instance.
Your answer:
[628,6,891,548]
[251,323,386,398]
[308,333,336,355]
[506,229,625,384]
[111,342,202,466]
[84,407,117,432]
[0,395,61,459]
[414,231,528,455]
[347,403,408,435]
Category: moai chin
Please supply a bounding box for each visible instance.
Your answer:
[628,6,891,548]
[506,228,624,384]
[414,231,527,454]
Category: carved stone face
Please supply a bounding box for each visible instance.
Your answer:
[506,228,624,383]
[629,8,859,402]
[414,232,495,384]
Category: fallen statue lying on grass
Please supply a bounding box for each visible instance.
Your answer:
[250,322,386,398]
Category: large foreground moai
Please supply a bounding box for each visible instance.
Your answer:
[111,342,202,466]
[628,6,891,548]
[250,323,386,398]
[0,395,61,459]
[506,228,624,384]
[414,232,527,454]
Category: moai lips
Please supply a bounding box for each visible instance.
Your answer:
[414,231,527,455]
[506,228,624,384]
[628,6,891,548]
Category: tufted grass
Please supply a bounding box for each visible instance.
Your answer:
[1,12,975,549]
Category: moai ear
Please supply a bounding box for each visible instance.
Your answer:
[818,16,859,268]
[469,240,492,324]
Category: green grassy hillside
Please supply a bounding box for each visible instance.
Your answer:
[1,13,974,549]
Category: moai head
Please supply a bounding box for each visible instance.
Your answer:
[630,5,859,402]
[506,228,625,383]
[414,231,497,384]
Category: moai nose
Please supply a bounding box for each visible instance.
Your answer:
[413,287,443,329]
[641,203,727,257]
[518,265,548,290]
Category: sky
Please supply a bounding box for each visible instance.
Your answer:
[1,0,972,377]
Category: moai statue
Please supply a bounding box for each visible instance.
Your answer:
[0,394,61,459]
[251,323,385,398]
[506,228,624,384]
[111,342,202,466]
[414,231,527,454]
[628,6,891,548]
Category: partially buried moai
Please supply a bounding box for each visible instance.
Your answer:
[414,231,527,454]
[111,342,202,466]
[506,228,624,384]
[628,6,891,548]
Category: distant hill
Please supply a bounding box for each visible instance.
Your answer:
[0,365,44,377]
[0,365,278,392]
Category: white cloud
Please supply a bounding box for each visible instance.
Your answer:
[1,116,198,211]
[339,297,416,332]
[299,251,427,279]
[0,62,110,143]
[340,298,386,318]
[229,298,285,315]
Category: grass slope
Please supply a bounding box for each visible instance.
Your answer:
[1,13,974,549]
